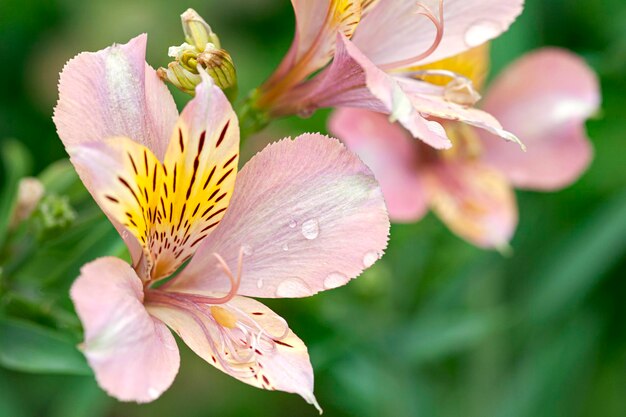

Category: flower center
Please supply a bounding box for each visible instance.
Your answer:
[145,250,291,375]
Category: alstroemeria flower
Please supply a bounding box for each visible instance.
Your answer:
[257,0,524,150]
[53,35,390,408]
[329,47,599,248]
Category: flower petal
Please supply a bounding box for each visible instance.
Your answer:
[147,296,321,412]
[156,73,240,278]
[53,34,178,160]
[295,35,520,149]
[70,257,180,403]
[288,35,451,149]
[53,34,179,265]
[427,160,517,248]
[67,76,240,280]
[353,0,523,68]
[329,108,428,221]
[68,138,163,279]
[479,48,600,190]
[168,133,390,298]
[264,0,361,87]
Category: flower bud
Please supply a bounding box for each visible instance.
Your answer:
[9,177,45,229]
[159,8,237,99]
[181,8,221,50]
[33,194,76,238]
[197,44,237,98]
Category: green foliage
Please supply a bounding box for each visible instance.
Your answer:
[0,317,89,375]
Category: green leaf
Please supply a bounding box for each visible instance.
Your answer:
[523,190,626,324]
[0,139,32,247]
[0,317,90,375]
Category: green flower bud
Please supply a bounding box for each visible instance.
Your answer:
[32,194,76,238]
[159,8,237,99]
[181,8,221,50]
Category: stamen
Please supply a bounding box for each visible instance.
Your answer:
[403,68,482,106]
[380,0,444,71]
[146,247,291,378]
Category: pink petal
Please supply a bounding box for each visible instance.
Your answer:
[70,257,180,403]
[148,296,321,412]
[53,34,178,160]
[479,48,600,190]
[292,35,521,149]
[427,160,517,248]
[167,133,390,298]
[53,34,179,264]
[398,76,523,146]
[328,108,429,221]
[288,35,451,149]
[353,0,523,68]
[264,0,361,87]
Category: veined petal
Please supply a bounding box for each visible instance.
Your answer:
[353,0,523,68]
[68,138,163,279]
[398,76,523,147]
[286,35,451,149]
[53,34,178,265]
[53,34,178,160]
[257,0,361,111]
[264,0,361,87]
[147,295,321,412]
[427,160,517,248]
[168,133,390,298]
[479,49,599,190]
[286,36,519,148]
[329,108,429,221]
[70,257,180,403]
[68,76,240,280]
[156,73,240,278]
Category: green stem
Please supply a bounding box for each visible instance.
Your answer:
[236,89,271,146]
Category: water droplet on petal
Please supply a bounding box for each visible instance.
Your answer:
[301,219,319,240]
[464,20,501,48]
[363,251,380,268]
[298,107,315,118]
[324,272,349,289]
[275,278,311,297]
[288,219,297,228]
[257,278,264,289]
[242,244,253,256]
[282,242,289,251]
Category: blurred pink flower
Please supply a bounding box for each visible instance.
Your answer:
[53,34,390,408]
[257,0,525,149]
[329,48,600,248]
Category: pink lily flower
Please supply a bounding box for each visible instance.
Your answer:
[53,34,390,408]
[329,47,600,248]
[256,0,525,149]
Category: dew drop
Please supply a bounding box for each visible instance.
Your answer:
[324,272,349,289]
[464,20,501,48]
[282,242,289,251]
[288,219,297,228]
[242,244,253,256]
[256,278,264,289]
[297,107,315,118]
[301,219,319,240]
[363,251,380,268]
[275,278,311,297]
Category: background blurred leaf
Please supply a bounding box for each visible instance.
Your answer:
[0,139,32,247]
[0,317,90,375]
[522,190,626,324]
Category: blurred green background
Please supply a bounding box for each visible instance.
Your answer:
[1,0,625,416]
